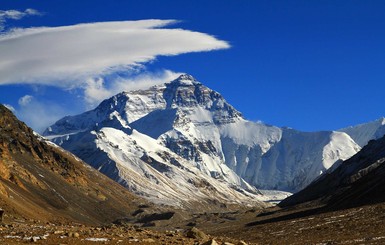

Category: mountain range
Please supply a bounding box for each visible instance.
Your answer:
[3,74,385,244]
[43,74,385,207]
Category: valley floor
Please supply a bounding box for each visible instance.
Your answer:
[0,220,249,245]
[2,202,385,244]
[199,202,385,244]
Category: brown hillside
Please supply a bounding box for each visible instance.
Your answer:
[0,104,150,225]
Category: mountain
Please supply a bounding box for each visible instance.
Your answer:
[44,74,363,205]
[280,133,385,209]
[340,117,385,147]
[0,104,158,225]
[43,77,269,208]
[206,134,385,244]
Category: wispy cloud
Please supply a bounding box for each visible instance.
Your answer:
[0,8,42,31]
[15,94,74,133]
[0,19,229,88]
[18,94,33,106]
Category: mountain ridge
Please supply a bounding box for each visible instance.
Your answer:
[340,117,385,147]
[44,74,383,204]
[280,132,385,210]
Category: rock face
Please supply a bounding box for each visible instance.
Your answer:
[280,134,385,209]
[186,227,209,240]
[44,74,370,206]
[0,104,151,225]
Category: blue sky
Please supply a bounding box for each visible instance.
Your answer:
[1,1,385,132]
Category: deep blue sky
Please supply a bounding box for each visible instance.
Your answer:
[1,0,385,132]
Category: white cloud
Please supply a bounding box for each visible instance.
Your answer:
[0,20,230,88]
[0,8,41,31]
[18,94,33,106]
[84,77,111,106]
[0,19,229,131]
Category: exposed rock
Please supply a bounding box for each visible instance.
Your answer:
[201,239,218,245]
[30,236,39,242]
[69,232,79,238]
[186,227,208,240]
[142,238,155,243]
[237,241,248,245]
[136,211,175,223]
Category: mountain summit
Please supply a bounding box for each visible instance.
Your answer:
[45,74,373,206]
[44,74,242,136]
[44,75,270,208]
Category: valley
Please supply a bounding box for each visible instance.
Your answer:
[2,200,385,244]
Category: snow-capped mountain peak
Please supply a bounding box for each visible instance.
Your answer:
[44,74,379,207]
[171,74,201,85]
[162,74,243,124]
[44,74,274,208]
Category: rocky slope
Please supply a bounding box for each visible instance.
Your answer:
[0,104,166,225]
[44,74,365,204]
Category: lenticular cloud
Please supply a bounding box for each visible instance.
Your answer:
[0,19,230,87]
